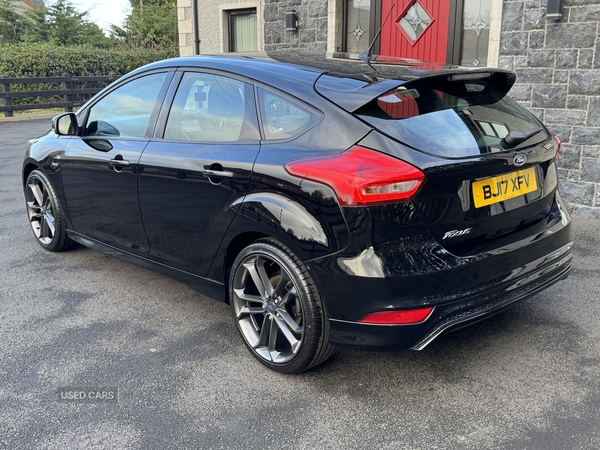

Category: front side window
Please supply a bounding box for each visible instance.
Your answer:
[84,73,167,138]
[164,72,257,142]
[229,9,257,52]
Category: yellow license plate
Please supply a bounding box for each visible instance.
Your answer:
[472,167,537,208]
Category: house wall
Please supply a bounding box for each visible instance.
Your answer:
[178,0,264,55]
[499,0,600,218]
[178,0,195,56]
[263,0,328,53]
[177,0,600,216]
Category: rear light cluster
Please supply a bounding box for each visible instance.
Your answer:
[358,307,434,325]
[284,146,425,206]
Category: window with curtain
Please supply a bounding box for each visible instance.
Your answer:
[229,9,258,52]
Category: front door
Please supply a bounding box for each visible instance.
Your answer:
[379,0,452,63]
[60,72,170,256]
[376,0,494,66]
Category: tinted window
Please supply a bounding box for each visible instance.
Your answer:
[357,79,547,158]
[258,89,318,140]
[165,73,256,142]
[84,73,167,138]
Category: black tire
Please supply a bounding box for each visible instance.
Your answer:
[229,238,335,373]
[24,169,76,252]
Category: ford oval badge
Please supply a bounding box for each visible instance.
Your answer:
[513,153,528,166]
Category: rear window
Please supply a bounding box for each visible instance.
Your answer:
[356,79,547,158]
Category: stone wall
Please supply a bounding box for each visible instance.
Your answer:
[263,0,328,53]
[499,0,600,219]
[177,0,195,56]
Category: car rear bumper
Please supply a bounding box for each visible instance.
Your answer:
[325,247,571,351]
[306,194,572,351]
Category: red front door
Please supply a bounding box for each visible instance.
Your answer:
[379,0,451,63]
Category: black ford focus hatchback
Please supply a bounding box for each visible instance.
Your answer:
[23,56,572,373]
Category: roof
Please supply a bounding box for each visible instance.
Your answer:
[132,53,516,112]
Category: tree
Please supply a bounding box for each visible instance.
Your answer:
[47,0,88,45]
[81,21,112,48]
[21,0,111,47]
[22,5,49,43]
[111,0,177,50]
[0,0,31,43]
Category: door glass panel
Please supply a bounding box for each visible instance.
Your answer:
[84,73,167,138]
[165,73,252,142]
[460,0,492,67]
[345,0,371,54]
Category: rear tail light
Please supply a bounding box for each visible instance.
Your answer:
[358,307,434,325]
[554,134,561,159]
[284,146,425,206]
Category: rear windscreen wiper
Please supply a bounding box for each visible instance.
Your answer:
[501,127,544,149]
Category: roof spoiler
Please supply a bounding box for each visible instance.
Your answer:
[315,67,517,113]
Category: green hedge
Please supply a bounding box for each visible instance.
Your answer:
[0,44,178,77]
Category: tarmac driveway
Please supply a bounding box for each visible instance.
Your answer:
[1,119,599,449]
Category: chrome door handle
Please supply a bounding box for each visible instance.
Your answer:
[109,158,130,173]
[109,159,130,167]
[201,169,233,178]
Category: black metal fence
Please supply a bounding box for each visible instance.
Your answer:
[0,74,120,117]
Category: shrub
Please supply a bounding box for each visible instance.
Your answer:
[0,43,178,77]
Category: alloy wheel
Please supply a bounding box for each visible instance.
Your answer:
[231,252,304,364]
[25,175,56,245]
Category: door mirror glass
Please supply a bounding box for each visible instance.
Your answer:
[52,113,78,136]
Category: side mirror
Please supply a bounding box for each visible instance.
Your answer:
[52,113,78,136]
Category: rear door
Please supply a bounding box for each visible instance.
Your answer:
[138,71,260,277]
[355,73,561,256]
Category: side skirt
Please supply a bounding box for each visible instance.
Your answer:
[67,231,226,302]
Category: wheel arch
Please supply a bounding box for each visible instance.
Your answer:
[221,231,269,304]
[209,189,349,298]
[22,161,41,187]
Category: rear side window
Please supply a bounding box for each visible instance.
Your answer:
[356,79,547,158]
[164,72,258,142]
[258,88,319,140]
